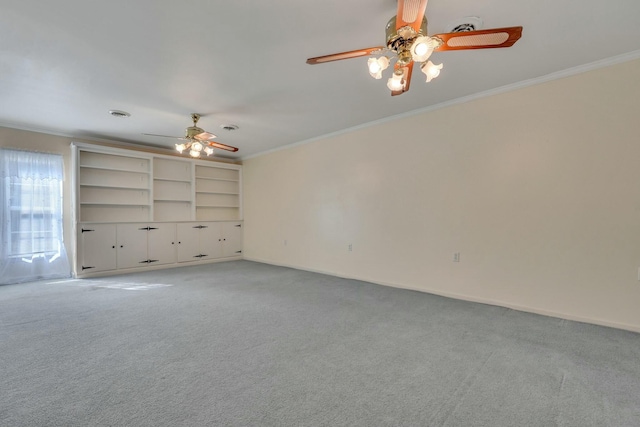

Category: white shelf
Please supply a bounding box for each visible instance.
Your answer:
[193,163,241,221]
[195,191,239,195]
[80,168,149,189]
[152,158,193,222]
[81,202,149,207]
[80,151,150,173]
[77,149,152,223]
[195,177,238,195]
[153,158,191,182]
[80,205,150,223]
[80,164,150,174]
[195,164,239,181]
[153,180,191,205]
[195,207,240,221]
[195,176,239,182]
[154,198,191,202]
[80,183,149,190]
[154,177,191,183]
[153,200,192,222]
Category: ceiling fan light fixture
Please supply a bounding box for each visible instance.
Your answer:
[386,70,405,91]
[165,114,238,156]
[410,36,439,62]
[421,60,443,82]
[367,56,390,79]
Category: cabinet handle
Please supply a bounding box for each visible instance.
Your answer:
[81,228,95,233]
[82,266,95,270]
[138,227,149,231]
[148,227,158,230]
[235,224,242,227]
[120,245,124,248]
[235,251,242,254]
[223,238,226,241]
[112,246,115,249]
[148,259,159,263]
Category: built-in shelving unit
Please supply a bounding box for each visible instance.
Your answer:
[71,142,243,278]
[78,151,151,222]
[153,157,193,221]
[195,165,241,221]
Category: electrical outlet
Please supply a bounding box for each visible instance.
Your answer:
[453,252,460,262]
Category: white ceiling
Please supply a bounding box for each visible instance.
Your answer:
[1,0,640,160]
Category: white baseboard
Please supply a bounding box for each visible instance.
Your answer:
[74,256,243,279]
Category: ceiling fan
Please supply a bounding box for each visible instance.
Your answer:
[144,113,239,158]
[306,0,522,96]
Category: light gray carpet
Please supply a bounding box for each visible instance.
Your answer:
[1,260,639,426]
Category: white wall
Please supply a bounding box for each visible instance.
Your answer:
[243,58,640,332]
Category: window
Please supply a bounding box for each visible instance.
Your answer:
[0,149,70,284]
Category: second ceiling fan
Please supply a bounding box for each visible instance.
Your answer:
[145,113,239,158]
[307,0,523,96]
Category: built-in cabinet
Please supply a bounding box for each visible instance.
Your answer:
[176,222,243,262]
[79,223,117,273]
[116,223,177,269]
[71,142,243,278]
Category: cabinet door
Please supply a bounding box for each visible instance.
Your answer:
[222,222,243,257]
[148,224,177,265]
[176,223,201,262]
[116,223,149,269]
[199,222,223,260]
[80,223,116,273]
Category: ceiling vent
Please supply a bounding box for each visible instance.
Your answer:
[108,110,131,118]
[220,124,239,131]
[445,16,484,33]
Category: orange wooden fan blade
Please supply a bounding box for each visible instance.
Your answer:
[391,62,414,96]
[306,47,385,64]
[207,141,239,152]
[433,26,523,51]
[194,131,218,141]
[396,0,429,32]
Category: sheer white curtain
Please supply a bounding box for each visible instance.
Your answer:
[0,149,71,284]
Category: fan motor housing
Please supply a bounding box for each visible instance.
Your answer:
[185,126,205,139]
[385,15,428,53]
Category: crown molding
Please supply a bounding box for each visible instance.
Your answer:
[243,49,640,161]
